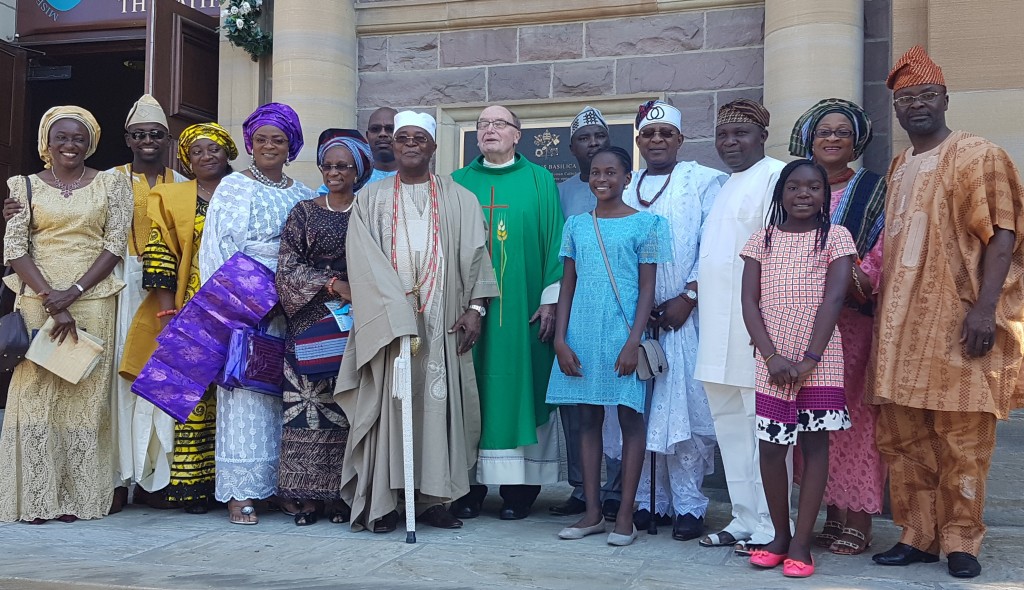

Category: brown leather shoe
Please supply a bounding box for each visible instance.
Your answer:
[418,504,463,529]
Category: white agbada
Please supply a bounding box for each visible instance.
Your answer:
[623,160,725,452]
[108,165,187,491]
[623,159,726,516]
[694,156,786,387]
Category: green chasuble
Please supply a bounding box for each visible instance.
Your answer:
[452,154,564,450]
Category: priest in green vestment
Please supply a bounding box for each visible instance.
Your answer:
[336,112,498,533]
[450,105,565,520]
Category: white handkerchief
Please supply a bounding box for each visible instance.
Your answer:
[26,317,105,384]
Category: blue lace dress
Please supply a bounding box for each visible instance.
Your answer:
[546,211,671,412]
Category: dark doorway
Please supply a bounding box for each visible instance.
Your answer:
[23,44,146,174]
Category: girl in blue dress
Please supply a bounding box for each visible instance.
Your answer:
[548,146,671,546]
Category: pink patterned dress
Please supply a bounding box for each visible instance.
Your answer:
[740,226,857,446]
[824,188,887,514]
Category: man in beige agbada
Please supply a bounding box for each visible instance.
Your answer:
[335,111,498,533]
[868,45,1024,579]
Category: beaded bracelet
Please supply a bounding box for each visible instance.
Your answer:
[804,350,822,363]
[327,276,338,296]
[156,309,177,319]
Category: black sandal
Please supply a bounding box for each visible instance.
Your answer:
[329,501,351,524]
[294,511,318,526]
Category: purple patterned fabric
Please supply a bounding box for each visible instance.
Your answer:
[132,252,279,422]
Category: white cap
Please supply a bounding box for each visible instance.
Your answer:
[394,111,437,140]
[637,100,682,132]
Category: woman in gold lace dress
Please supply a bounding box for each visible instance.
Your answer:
[0,106,133,523]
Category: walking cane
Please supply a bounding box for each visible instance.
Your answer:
[392,335,416,543]
[647,325,659,536]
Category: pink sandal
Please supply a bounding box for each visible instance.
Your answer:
[783,556,815,578]
[749,549,787,568]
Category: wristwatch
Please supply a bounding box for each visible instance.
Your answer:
[680,289,698,305]
[468,304,487,317]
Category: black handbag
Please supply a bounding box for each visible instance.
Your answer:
[0,177,33,373]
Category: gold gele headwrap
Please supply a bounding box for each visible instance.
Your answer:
[177,122,239,176]
[37,106,102,169]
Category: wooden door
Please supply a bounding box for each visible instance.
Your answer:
[0,41,25,406]
[146,0,220,172]
[0,41,27,201]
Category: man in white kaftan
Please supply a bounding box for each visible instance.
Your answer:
[623,101,726,541]
[694,99,790,550]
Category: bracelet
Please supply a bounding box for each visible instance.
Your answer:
[851,266,867,299]
[763,353,778,364]
[156,309,177,319]
[326,276,338,296]
[72,283,85,294]
[803,350,822,363]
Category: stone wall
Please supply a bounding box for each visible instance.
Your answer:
[356,1,894,171]
[357,6,767,168]
[862,0,892,173]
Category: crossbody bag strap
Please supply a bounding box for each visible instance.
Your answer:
[592,212,632,334]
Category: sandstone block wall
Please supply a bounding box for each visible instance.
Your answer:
[357,1,891,171]
[357,7,766,168]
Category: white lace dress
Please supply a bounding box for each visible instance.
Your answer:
[197,172,312,502]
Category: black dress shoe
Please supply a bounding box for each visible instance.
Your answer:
[549,496,587,516]
[947,552,981,578]
[633,509,672,530]
[499,504,530,520]
[372,510,399,533]
[602,499,621,522]
[418,505,463,529]
[672,513,705,541]
[872,542,940,566]
[450,498,481,519]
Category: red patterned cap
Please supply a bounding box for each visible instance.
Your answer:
[887,45,946,91]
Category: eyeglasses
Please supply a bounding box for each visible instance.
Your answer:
[368,124,395,134]
[394,134,432,146]
[129,130,167,141]
[638,128,679,139]
[476,119,518,131]
[893,91,945,107]
[319,163,358,172]
[813,128,855,139]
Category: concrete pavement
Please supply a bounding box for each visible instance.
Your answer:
[0,410,1022,590]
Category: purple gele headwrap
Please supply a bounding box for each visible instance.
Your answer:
[242,102,304,162]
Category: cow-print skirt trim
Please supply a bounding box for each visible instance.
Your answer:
[755,408,851,446]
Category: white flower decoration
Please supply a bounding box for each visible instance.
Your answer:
[230,5,238,15]
[236,19,245,29]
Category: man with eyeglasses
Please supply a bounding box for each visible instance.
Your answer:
[450,105,564,521]
[867,45,1024,580]
[316,107,398,196]
[623,99,727,543]
[337,111,498,533]
[549,105,623,522]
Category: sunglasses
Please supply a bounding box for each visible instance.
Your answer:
[129,130,168,141]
